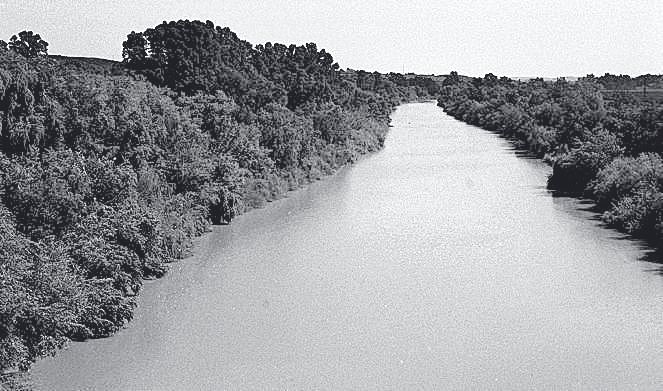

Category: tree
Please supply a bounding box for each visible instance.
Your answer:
[443,71,461,86]
[121,31,148,68]
[7,31,48,58]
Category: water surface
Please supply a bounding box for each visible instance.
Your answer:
[32,102,663,389]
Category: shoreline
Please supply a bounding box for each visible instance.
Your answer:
[13,102,417,390]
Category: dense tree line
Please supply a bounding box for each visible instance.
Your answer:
[592,73,663,91]
[438,72,663,250]
[0,22,438,377]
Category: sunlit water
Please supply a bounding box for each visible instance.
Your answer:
[31,102,663,390]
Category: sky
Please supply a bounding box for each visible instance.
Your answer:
[0,0,660,77]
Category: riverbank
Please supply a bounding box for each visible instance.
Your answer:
[437,74,663,261]
[30,103,663,390]
[0,92,427,390]
[0,22,443,386]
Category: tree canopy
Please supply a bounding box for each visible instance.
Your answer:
[3,31,49,58]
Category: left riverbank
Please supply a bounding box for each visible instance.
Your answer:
[0,20,441,388]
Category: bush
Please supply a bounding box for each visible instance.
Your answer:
[0,150,92,239]
[548,128,623,193]
[603,183,663,240]
[0,207,87,370]
[590,153,663,208]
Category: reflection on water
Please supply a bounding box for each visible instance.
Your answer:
[31,102,663,390]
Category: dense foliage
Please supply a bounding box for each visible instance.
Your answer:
[0,22,438,376]
[0,31,48,58]
[438,72,663,249]
[593,73,663,91]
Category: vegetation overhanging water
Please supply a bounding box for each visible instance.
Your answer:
[438,71,663,257]
[0,20,439,382]
[29,102,663,390]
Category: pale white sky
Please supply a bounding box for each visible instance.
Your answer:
[0,0,660,77]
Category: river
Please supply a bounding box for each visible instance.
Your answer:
[31,102,663,389]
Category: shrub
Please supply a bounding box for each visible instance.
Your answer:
[548,128,624,193]
[590,153,663,208]
[603,183,663,240]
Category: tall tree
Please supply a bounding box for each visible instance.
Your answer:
[7,31,48,58]
[122,31,149,68]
